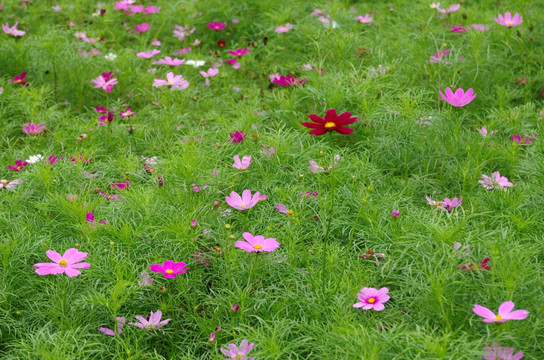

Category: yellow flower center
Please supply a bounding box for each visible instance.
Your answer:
[253,244,262,250]
[59,259,68,266]
[506,22,512,26]
[34,129,39,133]
[16,166,21,170]
[240,204,246,208]
[324,122,336,128]
[367,298,376,304]
[165,269,174,274]
[235,356,243,360]
[287,209,294,216]
[2,180,8,185]
[168,81,172,85]
[148,324,153,329]
[495,315,502,320]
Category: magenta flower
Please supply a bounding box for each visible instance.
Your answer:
[0,179,21,190]
[95,106,115,125]
[22,122,45,134]
[450,25,466,33]
[478,126,497,137]
[275,23,293,33]
[199,68,218,86]
[473,301,528,323]
[74,32,96,43]
[228,48,250,57]
[86,212,106,227]
[229,130,247,143]
[232,155,252,170]
[33,248,91,277]
[149,260,189,279]
[10,72,28,86]
[460,258,492,271]
[471,24,489,31]
[482,343,523,360]
[110,179,130,190]
[120,108,135,119]
[439,87,476,107]
[511,134,536,144]
[134,23,150,33]
[270,74,307,87]
[235,232,280,253]
[310,9,326,16]
[437,4,461,14]
[153,57,185,66]
[479,172,513,190]
[274,203,293,215]
[129,310,171,329]
[356,14,373,23]
[91,72,118,93]
[2,22,25,36]
[442,197,462,211]
[208,21,226,30]
[144,5,160,14]
[8,160,28,172]
[137,49,161,58]
[99,317,126,336]
[47,154,64,165]
[153,72,189,90]
[495,12,523,27]
[225,189,261,210]
[392,209,400,218]
[429,48,450,63]
[353,287,390,311]
[221,339,255,360]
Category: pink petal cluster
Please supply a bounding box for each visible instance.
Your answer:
[75,32,96,43]
[479,172,513,190]
[129,310,171,329]
[134,23,150,33]
[91,72,118,93]
[225,189,261,210]
[86,212,107,227]
[478,126,497,137]
[137,49,160,58]
[473,301,528,323]
[232,155,252,170]
[439,87,476,107]
[153,57,185,66]
[356,14,373,23]
[482,343,523,360]
[0,179,22,190]
[229,130,247,143]
[495,12,522,27]
[199,68,218,86]
[353,287,390,311]
[269,74,307,87]
[2,22,25,36]
[99,317,126,336]
[208,21,226,30]
[235,232,280,253]
[153,72,189,90]
[436,4,460,14]
[8,160,28,172]
[149,260,189,278]
[221,339,255,360]
[275,23,293,33]
[229,48,250,57]
[429,48,450,63]
[95,106,115,125]
[511,134,536,145]
[33,248,91,277]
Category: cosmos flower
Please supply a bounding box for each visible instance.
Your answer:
[269,74,307,86]
[482,343,523,360]
[511,134,536,145]
[134,23,150,33]
[275,23,293,33]
[478,126,497,137]
[274,203,293,215]
[437,4,460,14]
[439,87,476,107]
[232,155,252,170]
[91,72,118,93]
[137,49,161,58]
[22,123,46,134]
[429,48,450,63]
[479,172,513,190]
[153,72,189,90]
[0,179,22,190]
[110,179,130,190]
[99,317,126,336]
[153,57,185,66]
[220,339,255,360]
[225,189,261,210]
[208,21,226,30]
[199,68,218,86]
[301,109,358,135]
[95,106,115,125]
[10,72,29,86]
[473,301,528,323]
[356,14,373,23]
[120,108,135,119]
[2,22,25,36]
[86,212,107,227]
[495,12,523,27]
[450,25,466,33]
[129,310,171,329]
[353,287,390,311]
[33,248,91,277]
[235,232,280,253]
[149,260,189,279]
[228,48,250,57]
[229,130,247,143]
[7,160,28,172]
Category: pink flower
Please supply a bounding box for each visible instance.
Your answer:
[360,249,386,267]
[91,72,118,93]
[8,160,28,172]
[225,189,261,210]
[75,32,96,43]
[149,260,189,279]
[208,21,226,30]
[478,126,497,137]
[143,5,160,14]
[99,317,126,336]
[120,108,135,119]
[392,209,400,217]
[114,0,134,11]
[460,258,492,271]
[10,72,28,86]
[511,134,536,144]
[228,48,250,57]
[450,24,466,33]
[308,155,340,173]
[139,271,154,286]
[221,339,255,360]
[2,22,25,36]
[259,144,276,158]
[275,23,293,33]
[52,5,61,12]
[310,9,326,16]
[172,25,195,41]
[482,343,523,360]
[95,106,115,125]
[78,49,100,57]
[33,248,91,277]
[353,287,390,311]
[152,40,161,46]
[134,23,150,33]
[270,74,307,87]
[473,301,529,323]
[175,47,191,54]
[429,48,450,63]
[86,212,107,227]
[437,4,460,14]
[442,197,462,211]
[356,14,373,23]
[479,172,513,190]
[47,154,64,165]
[153,72,189,90]
[439,87,476,107]
[0,179,21,190]
[199,68,218,86]
[129,310,171,329]
[471,24,489,31]
[22,122,45,134]
[153,57,185,66]
[229,130,247,143]
[235,232,280,253]
[232,155,252,170]
[495,12,522,27]
[274,203,293,216]
[110,179,130,190]
[137,49,161,58]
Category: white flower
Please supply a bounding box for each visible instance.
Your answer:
[185,60,205,68]
[26,155,43,164]
[105,53,117,61]
[430,2,440,8]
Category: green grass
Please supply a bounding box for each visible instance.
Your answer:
[1,0,544,359]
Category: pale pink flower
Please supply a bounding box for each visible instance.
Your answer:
[429,48,450,63]
[482,343,523,360]
[2,22,25,36]
[235,232,280,253]
[0,179,21,190]
[225,189,261,210]
[143,5,160,14]
[152,40,161,46]
[199,68,218,86]
[33,248,91,277]
[310,9,326,16]
[134,23,150,33]
[274,203,293,215]
[478,126,497,137]
[221,339,255,360]
[139,271,154,286]
[153,57,185,66]
[308,155,340,173]
[129,310,171,329]
[99,317,126,336]
[439,87,476,107]
[91,72,118,93]
[356,14,373,23]
[495,12,523,27]
[473,301,529,323]
[353,287,390,311]
[442,197,462,211]
[479,172,513,190]
[437,4,460,14]
[137,49,161,58]
[153,72,189,90]
[275,23,293,33]
[52,5,61,12]
[232,155,252,170]
[471,24,489,31]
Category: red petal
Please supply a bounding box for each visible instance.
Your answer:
[335,112,358,125]
[308,114,326,124]
[324,109,338,123]
[334,126,354,135]
[309,128,328,136]
[301,122,324,129]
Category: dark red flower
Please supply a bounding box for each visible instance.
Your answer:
[301,109,357,135]
[9,72,28,86]
[217,40,226,47]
